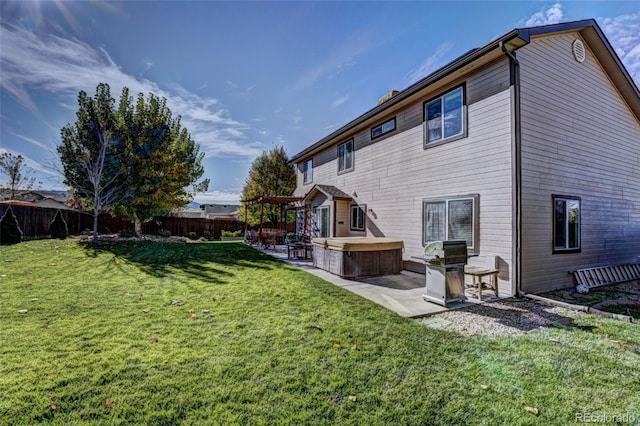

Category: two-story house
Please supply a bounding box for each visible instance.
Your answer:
[289,19,640,296]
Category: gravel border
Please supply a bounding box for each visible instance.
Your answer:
[417,298,587,337]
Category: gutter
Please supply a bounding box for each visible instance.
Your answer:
[290,29,524,163]
[500,40,524,298]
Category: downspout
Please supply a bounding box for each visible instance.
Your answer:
[500,41,523,297]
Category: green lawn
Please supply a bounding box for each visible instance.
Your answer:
[1,240,639,425]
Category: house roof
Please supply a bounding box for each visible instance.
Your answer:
[290,19,640,163]
[201,204,241,215]
[0,200,38,207]
[241,196,303,205]
[302,185,353,204]
[0,189,69,203]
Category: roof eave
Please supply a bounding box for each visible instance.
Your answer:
[289,19,640,164]
[289,29,526,163]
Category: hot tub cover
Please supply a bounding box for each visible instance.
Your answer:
[312,237,404,252]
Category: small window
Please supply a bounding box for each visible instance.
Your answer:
[423,194,478,252]
[350,204,366,231]
[553,195,581,253]
[424,85,466,145]
[371,117,396,139]
[338,139,354,173]
[303,159,312,184]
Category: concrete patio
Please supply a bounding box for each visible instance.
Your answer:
[257,244,495,318]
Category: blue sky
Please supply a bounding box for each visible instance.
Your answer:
[1,1,639,204]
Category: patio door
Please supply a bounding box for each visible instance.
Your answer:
[315,206,329,238]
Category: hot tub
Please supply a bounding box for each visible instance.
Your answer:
[312,237,404,278]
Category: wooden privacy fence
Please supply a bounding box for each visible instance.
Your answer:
[0,205,248,239]
[0,204,93,237]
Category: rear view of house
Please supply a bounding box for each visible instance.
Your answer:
[290,19,640,296]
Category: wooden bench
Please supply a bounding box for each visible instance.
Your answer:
[464,266,499,301]
[570,263,640,294]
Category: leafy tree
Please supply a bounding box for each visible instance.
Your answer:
[0,207,23,245]
[114,88,209,234]
[241,146,296,225]
[0,152,41,200]
[49,210,68,240]
[58,83,126,244]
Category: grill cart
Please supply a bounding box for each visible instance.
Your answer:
[422,240,468,306]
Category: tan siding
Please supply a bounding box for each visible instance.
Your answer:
[519,33,640,293]
[293,59,515,295]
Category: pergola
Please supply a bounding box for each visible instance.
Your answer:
[241,195,304,243]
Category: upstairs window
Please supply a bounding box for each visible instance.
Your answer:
[424,85,466,145]
[423,194,478,252]
[371,117,396,139]
[553,195,581,253]
[303,159,313,184]
[338,139,354,173]
[351,204,366,231]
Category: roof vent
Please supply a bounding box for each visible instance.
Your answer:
[572,39,586,63]
[377,90,399,105]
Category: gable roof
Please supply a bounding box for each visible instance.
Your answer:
[290,19,640,163]
[303,184,353,204]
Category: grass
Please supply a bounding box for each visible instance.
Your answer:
[1,239,639,425]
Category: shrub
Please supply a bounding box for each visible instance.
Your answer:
[187,232,198,240]
[221,229,243,237]
[0,207,23,245]
[49,210,68,239]
[158,230,171,237]
[119,229,138,238]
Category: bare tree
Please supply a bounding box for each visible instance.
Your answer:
[0,152,41,200]
[58,84,126,244]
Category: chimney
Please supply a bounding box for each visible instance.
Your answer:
[377,90,399,105]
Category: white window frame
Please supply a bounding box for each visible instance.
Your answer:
[371,117,396,139]
[424,84,466,146]
[423,194,479,253]
[337,139,354,174]
[553,195,581,253]
[350,204,366,231]
[315,206,330,238]
[303,159,313,184]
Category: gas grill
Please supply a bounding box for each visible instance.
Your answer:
[422,240,468,306]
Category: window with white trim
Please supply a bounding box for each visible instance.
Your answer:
[424,85,465,145]
[338,139,354,173]
[371,117,396,139]
[423,194,478,252]
[350,204,366,231]
[303,159,312,184]
[553,195,581,253]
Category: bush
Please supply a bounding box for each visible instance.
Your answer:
[158,230,171,237]
[119,229,138,238]
[0,207,23,245]
[187,232,198,240]
[221,229,243,237]
[49,210,68,239]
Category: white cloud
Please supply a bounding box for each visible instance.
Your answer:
[332,95,349,108]
[599,13,640,86]
[0,25,260,159]
[404,42,453,85]
[0,146,56,177]
[525,3,564,27]
[9,131,48,150]
[194,190,241,204]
